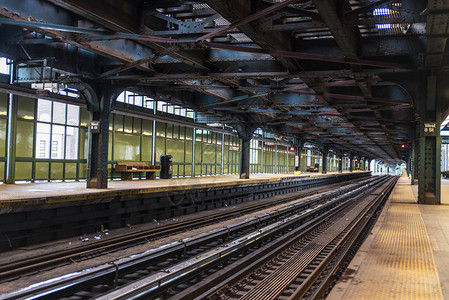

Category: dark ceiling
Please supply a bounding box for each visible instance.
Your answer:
[0,0,446,162]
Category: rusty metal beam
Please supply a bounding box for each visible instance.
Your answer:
[312,0,358,58]
[204,42,412,69]
[98,46,178,78]
[197,0,300,41]
[345,0,396,21]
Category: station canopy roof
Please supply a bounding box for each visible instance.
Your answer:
[0,0,447,162]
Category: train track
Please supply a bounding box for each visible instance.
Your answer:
[0,175,392,300]
[0,177,369,283]
[190,177,397,300]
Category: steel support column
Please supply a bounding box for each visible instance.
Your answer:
[322,147,329,174]
[6,64,16,184]
[411,137,419,185]
[349,154,354,172]
[236,125,255,179]
[418,76,441,204]
[83,83,122,188]
[294,139,303,175]
[338,155,343,173]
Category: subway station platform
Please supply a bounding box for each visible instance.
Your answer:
[328,174,448,300]
[0,171,369,252]
[0,171,355,213]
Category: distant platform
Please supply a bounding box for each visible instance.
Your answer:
[0,171,371,251]
[328,173,446,299]
[0,171,362,213]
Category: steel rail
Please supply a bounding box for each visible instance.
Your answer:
[0,176,369,282]
[288,177,397,299]
[0,176,382,300]
[88,177,387,300]
[173,177,395,300]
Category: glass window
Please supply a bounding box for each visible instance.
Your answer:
[51,125,65,159]
[158,101,168,112]
[144,97,154,109]
[36,100,80,161]
[134,95,143,106]
[117,91,125,102]
[37,99,52,122]
[36,123,51,158]
[65,127,79,159]
[52,102,66,124]
[0,57,9,75]
[66,104,79,126]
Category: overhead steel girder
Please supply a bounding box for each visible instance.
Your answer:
[361,36,425,58]
[47,0,139,33]
[0,25,97,78]
[345,0,396,21]
[203,0,299,72]
[0,2,156,73]
[295,36,423,64]
[125,68,404,82]
[204,42,413,70]
[311,0,358,59]
[197,0,300,41]
[208,48,275,62]
[45,0,209,71]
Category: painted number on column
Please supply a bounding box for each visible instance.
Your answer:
[424,123,436,136]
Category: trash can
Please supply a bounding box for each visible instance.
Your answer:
[160,155,173,179]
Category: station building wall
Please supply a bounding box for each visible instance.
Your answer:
[1,93,325,182]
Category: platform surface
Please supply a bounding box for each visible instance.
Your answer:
[328,174,445,300]
[0,171,362,212]
[0,171,351,200]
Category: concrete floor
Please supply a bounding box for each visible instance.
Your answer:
[0,171,349,201]
[418,179,449,298]
[329,176,449,299]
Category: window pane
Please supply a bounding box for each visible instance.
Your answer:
[126,92,134,104]
[36,123,50,158]
[66,104,79,126]
[117,91,125,102]
[145,97,154,109]
[52,102,66,124]
[37,99,52,122]
[0,57,9,75]
[51,125,65,159]
[134,95,142,107]
[65,127,79,159]
[157,101,166,112]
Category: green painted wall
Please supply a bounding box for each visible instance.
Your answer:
[0,92,298,182]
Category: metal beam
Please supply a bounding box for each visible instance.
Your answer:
[0,18,178,43]
[345,0,396,21]
[312,0,358,58]
[98,46,178,78]
[204,42,413,69]
[197,0,300,41]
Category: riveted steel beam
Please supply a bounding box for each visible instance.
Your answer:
[204,42,413,69]
[312,0,358,59]
[197,0,300,41]
[345,0,396,21]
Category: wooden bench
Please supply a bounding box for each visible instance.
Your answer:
[114,161,161,180]
[306,166,319,172]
